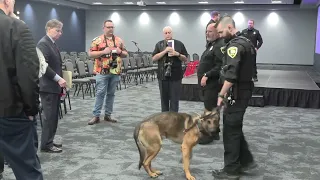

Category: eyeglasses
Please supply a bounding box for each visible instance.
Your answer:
[55,29,63,33]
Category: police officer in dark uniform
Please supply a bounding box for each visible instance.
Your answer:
[211,15,257,179]
[0,153,3,179]
[205,11,220,44]
[197,22,225,144]
[241,19,263,82]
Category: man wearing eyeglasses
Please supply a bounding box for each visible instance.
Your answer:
[37,19,67,153]
[88,19,128,125]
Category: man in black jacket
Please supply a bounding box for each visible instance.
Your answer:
[206,11,220,29]
[197,22,225,144]
[37,19,66,153]
[212,15,257,179]
[241,19,263,82]
[0,0,43,179]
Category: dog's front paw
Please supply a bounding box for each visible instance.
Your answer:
[149,172,159,178]
[186,174,196,180]
[154,170,163,175]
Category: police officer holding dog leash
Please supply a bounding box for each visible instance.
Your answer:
[212,15,258,179]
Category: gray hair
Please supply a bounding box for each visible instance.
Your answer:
[162,26,172,32]
[45,19,63,32]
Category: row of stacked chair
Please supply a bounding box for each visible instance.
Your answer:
[62,53,158,99]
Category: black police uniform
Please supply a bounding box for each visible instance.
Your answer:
[241,28,263,79]
[198,38,225,111]
[0,152,3,179]
[217,33,256,175]
[197,38,225,144]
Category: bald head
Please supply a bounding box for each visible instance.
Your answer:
[206,23,219,41]
[163,26,173,40]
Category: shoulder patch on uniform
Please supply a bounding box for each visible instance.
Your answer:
[227,46,238,58]
[220,47,226,54]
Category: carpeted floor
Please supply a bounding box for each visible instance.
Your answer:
[2,80,320,180]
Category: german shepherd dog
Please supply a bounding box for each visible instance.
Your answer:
[133,108,220,180]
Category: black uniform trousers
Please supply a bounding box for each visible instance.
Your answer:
[223,89,254,173]
[40,92,60,149]
[252,53,257,78]
[158,79,182,112]
[0,117,43,180]
[0,152,3,174]
[200,84,221,111]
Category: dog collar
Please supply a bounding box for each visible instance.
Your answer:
[183,119,201,133]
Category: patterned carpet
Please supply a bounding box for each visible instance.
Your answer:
[2,79,320,180]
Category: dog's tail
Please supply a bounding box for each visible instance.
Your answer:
[133,122,146,170]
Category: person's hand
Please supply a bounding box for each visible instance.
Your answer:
[28,116,34,121]
[165,47,173,53]
[58,78,67,87]
[201,76,208,87]
[103,47,111,54]
[116,47,122,54]
[255,48,258,51]
[168,50,180,57]
[217,96,224,107]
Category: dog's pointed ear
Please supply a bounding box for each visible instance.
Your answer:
[204,109,211,116]
[192,112,202,120]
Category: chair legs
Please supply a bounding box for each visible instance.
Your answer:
[67,91,71,110]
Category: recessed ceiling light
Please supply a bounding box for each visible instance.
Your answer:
[124,2,134,4]
[156,1,166,4]
[198,1,208,4]
[234,1,244,3]
[271,0,282,3]
[92,2,103,5]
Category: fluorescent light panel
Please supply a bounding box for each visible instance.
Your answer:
[124,2,134,4]
[271,0,282,3]
[156,2,166,4]
[92,2,102,5]
[234,1,244,3]
[198,1,208,4]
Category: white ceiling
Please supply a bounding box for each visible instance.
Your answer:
[65,0,294,5]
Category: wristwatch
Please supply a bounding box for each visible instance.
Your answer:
[218,93,224,98]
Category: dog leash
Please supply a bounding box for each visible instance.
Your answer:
[183,119,200,133]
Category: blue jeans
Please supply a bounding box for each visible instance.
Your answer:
[0,117,43,180]
[92,74,120,117]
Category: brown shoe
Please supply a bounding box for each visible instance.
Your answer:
[88,117,100,125]
[104,115,117,123]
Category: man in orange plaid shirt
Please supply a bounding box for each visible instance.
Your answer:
[88,19,128,125]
